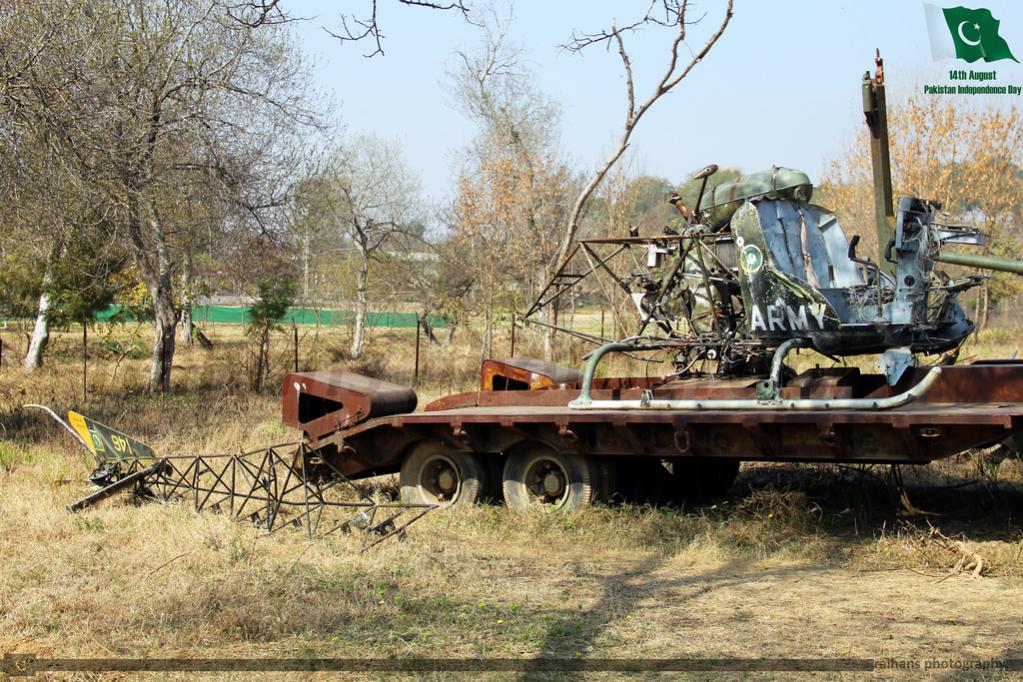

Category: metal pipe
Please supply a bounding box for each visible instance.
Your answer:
[935,250,1023,276]
[569,366,942,412]
[574,341,637,406]
[768,338,806,398]
[24,403,99,464]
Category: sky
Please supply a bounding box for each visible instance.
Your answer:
[286,0,1023,204]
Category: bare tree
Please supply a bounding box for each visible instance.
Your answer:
[450,4,574,359]
[0,0,316,390]
[552,0,734,272]
[321,135,422,359]
[326,0,471,57]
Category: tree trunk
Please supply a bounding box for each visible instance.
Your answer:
[350,250,370,359]
[24,239,62,370]
[302,232,311,304]
[179,306,193,344]
[24,291,52,370]
[479,299,493,366]
[419,313,439,345]
[541,315,554,361]
[981,284,990,329]
[130,198,178,394]
[178,250,193,344]
[538,263,554,361]
[252,325,269,391]
[149,285,177,393]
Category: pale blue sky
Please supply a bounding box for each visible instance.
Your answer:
[288,0,1023,202]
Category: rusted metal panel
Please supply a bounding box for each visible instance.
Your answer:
[778,367,863,399]
[480,358,582,391]
[896,363,1023,404]
[331,400,1023,462]
[425,376,662,411]
[281,371,417,440]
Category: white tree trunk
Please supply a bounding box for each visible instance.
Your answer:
[178,251,193,343]
[179,307,193,343]
[24,240,61,370]
[543,321,554,361]
[350,252,369,359]
[24,291,52,370]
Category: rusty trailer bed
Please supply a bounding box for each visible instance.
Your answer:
[302,362,1023,479]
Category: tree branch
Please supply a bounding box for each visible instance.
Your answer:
[325,0,470,58]
[551,0,733,274]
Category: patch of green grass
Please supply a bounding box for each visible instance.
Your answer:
[0,441,32,471]
[98,337,148,360]
[255,419,291,441]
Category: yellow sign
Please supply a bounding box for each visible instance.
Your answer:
[67,411,156,462]
[68,411,97,454]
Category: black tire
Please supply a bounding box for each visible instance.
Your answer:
[502,446,599,511]
[668,458,741,502]
[399,441,487,506]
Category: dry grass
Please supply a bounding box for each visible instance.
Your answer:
[1,321,1023,678]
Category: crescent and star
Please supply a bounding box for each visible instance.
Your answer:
[957,21,982,46]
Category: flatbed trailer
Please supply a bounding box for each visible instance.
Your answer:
[281,356,1023,511]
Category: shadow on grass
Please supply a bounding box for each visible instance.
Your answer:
[732,461,1023,542]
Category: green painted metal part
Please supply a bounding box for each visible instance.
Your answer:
[935,251,1023,275]
[698,167,813,230]
[862,62,896,276]
[573,342,636,405]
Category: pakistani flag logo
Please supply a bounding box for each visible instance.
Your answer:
[924,5,1018,63]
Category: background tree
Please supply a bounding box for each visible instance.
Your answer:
[449,5,575,358]
[328,0,470,57]
[290,173,339,307]
[0,0,316,391]
[552,0,735,272]
[320,134,423,359]
[248,278,296,392]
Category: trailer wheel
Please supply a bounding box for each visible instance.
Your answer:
[399,441,486,506]
[502,446,597,511]
[669,458,740,502]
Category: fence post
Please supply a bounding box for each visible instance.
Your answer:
[82,322,88,404]
[414,316,421,385]
[292,324,299,372]
[510,311,516,357]
[600,308,605,339]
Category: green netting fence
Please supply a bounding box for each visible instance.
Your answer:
[93,305,446,328]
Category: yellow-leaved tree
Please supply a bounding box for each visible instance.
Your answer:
[446,8,575,360]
